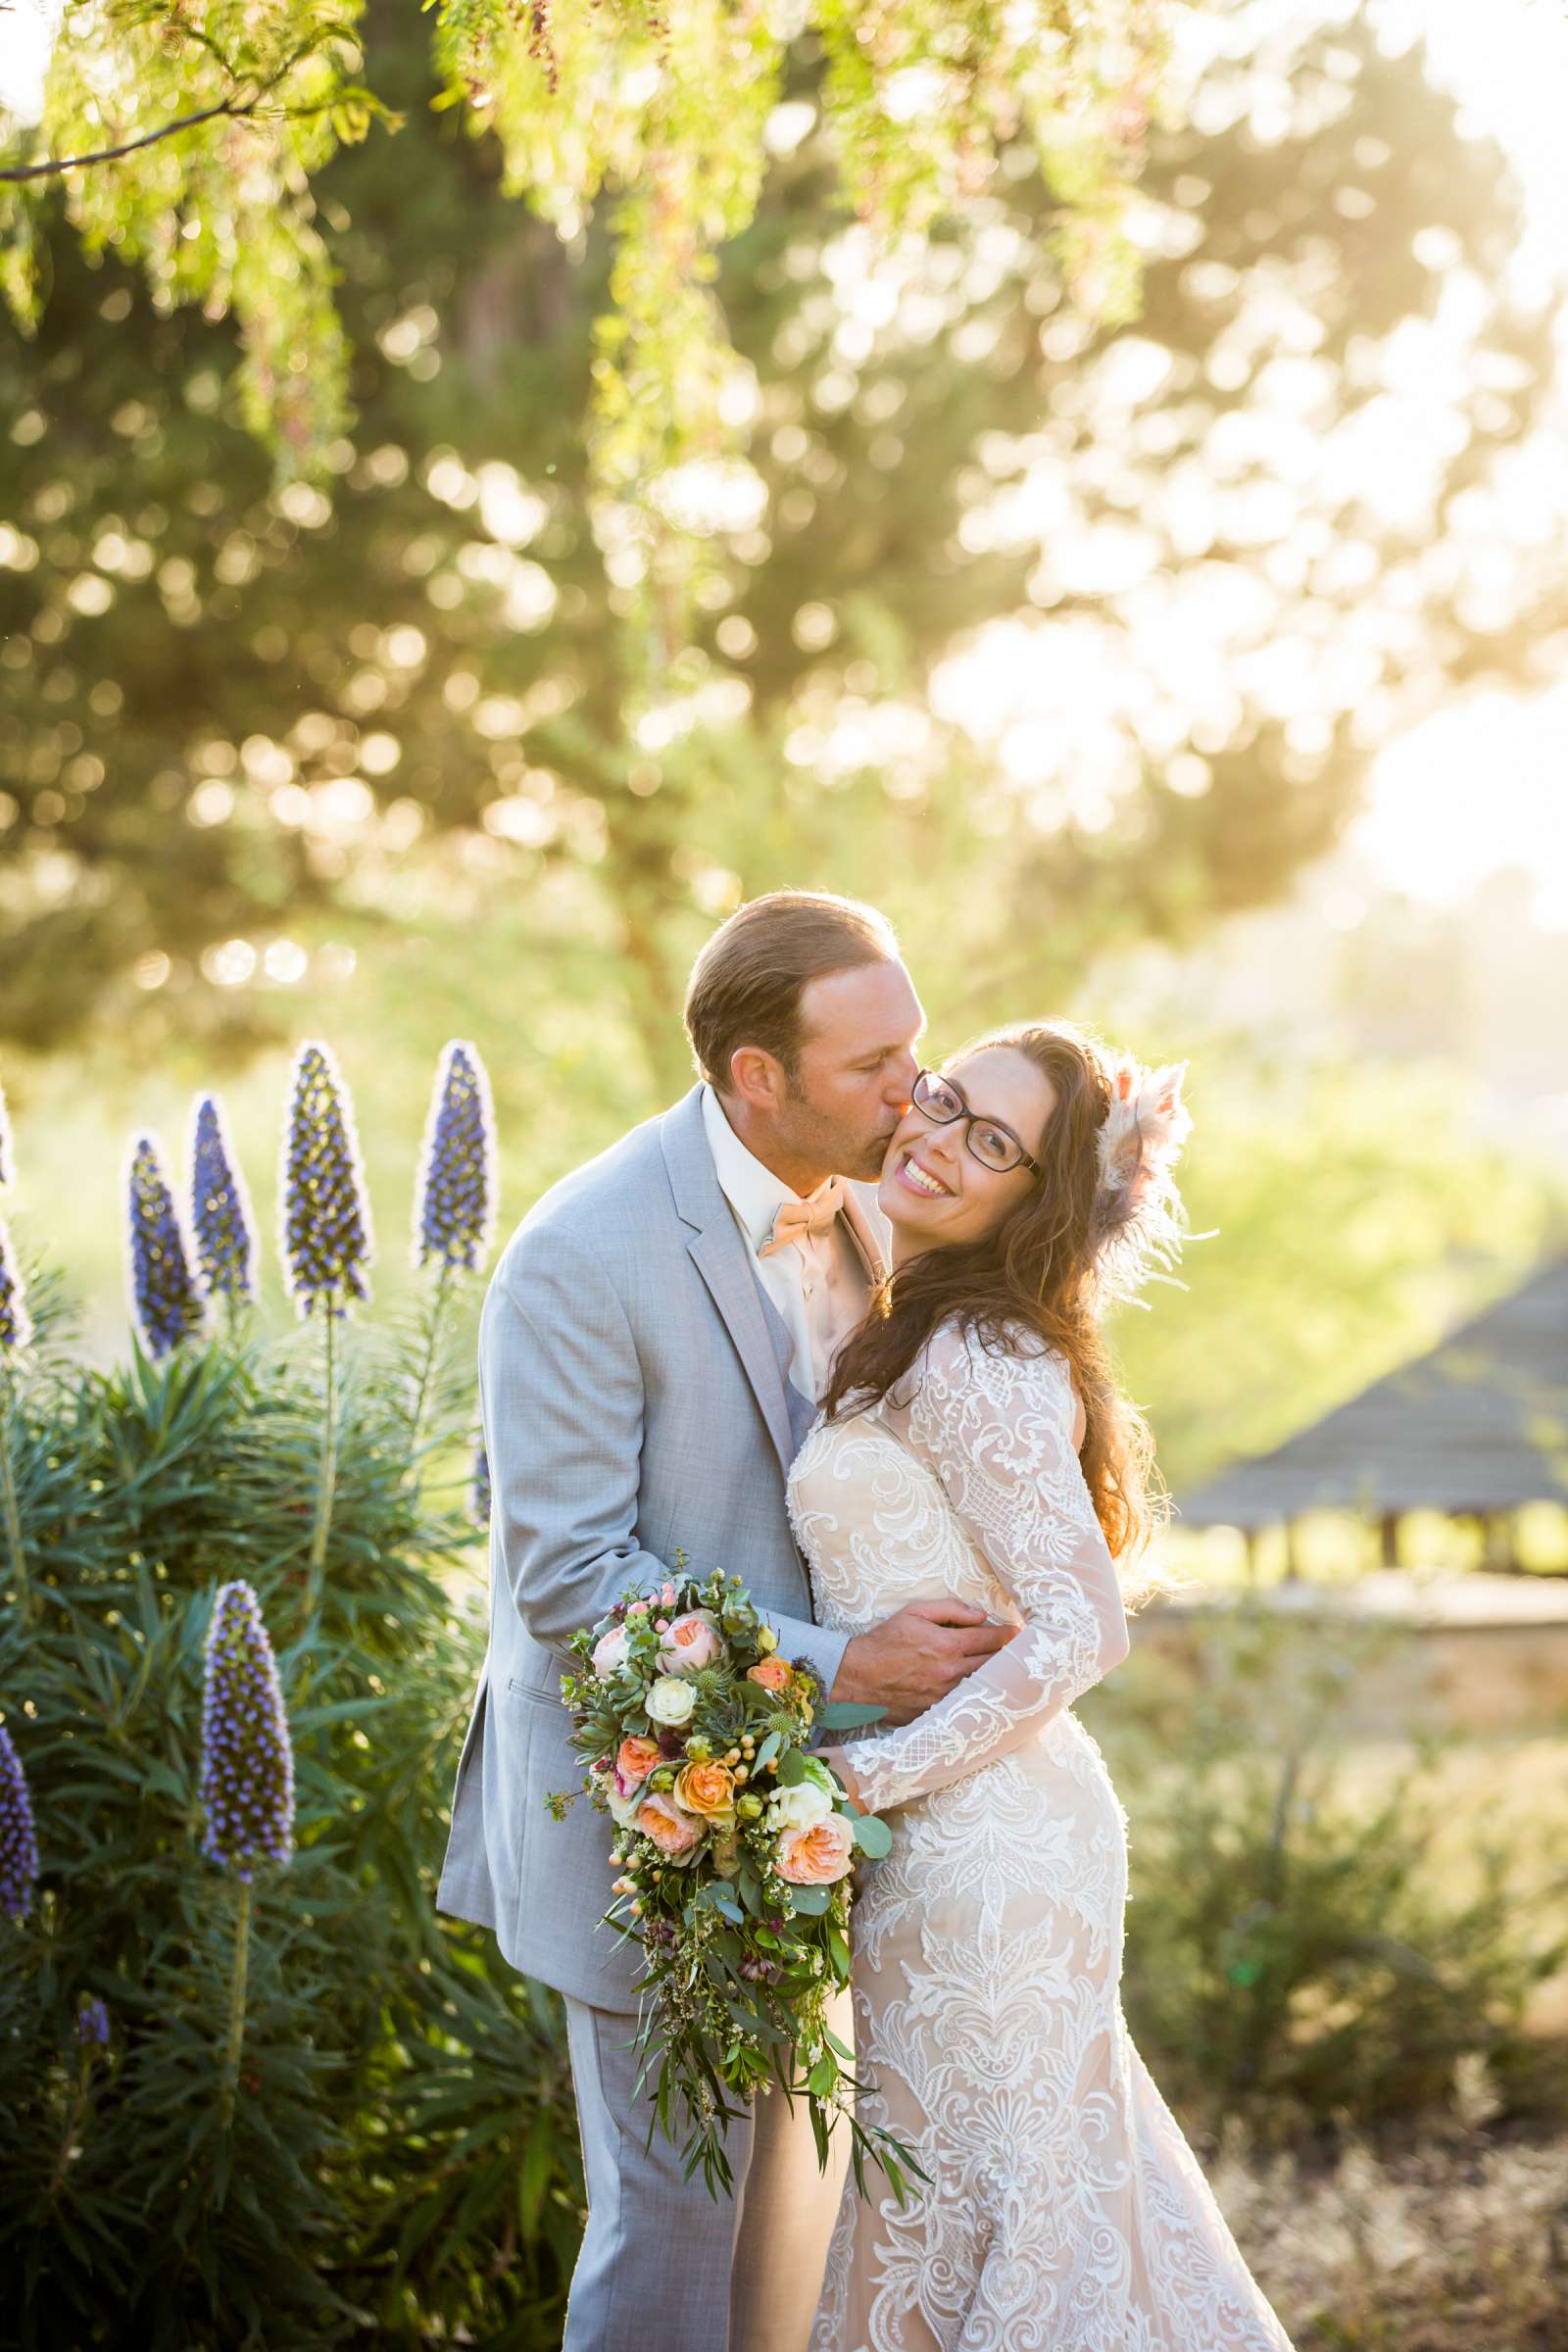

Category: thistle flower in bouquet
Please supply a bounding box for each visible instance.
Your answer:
[413,1041,497,1275]
[188,1093,258,1305]
[0,1718,40,1924]
[200,1581,295,1883]
[124,1133,207,1358]
[555,1564,914,2202]
[278,1042,374,1317]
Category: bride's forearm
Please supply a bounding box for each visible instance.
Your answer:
[821,1743,864,1806]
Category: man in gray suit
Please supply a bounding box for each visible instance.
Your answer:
[438,892,1012,2352]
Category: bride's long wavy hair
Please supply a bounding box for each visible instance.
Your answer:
[821,1019,1168,1573]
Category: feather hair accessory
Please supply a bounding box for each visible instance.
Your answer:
[1086,1056,1193,1313]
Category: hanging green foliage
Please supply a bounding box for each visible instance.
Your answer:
[1,0,1160,511]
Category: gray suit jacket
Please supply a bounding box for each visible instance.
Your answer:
[436,1085,884,2010]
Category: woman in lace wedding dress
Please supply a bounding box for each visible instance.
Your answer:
[789,1026,1294,2352]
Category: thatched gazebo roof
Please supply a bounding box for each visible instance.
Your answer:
[1180,1255,1568,1530]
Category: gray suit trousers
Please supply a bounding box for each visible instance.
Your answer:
[563,1988,851,2352]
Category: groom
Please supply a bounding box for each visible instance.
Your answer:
[437,891,1013,2352]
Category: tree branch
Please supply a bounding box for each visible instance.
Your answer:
[0,36,329,184]
[0,96,254,182]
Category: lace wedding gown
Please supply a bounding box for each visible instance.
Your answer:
[788,1320,1294,2352]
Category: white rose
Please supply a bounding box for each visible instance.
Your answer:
[646,1675,697,1727]
[765,1778,834,1835]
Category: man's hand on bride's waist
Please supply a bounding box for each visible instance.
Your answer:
[829,1599,1016,1725]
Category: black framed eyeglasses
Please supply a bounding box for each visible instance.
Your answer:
[909,1068,1045,1179]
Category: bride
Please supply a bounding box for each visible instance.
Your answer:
[789,1022,1294,2352]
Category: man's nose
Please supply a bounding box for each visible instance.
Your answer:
[885,1053,919,1107]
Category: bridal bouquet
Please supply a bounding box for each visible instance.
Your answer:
[549,1561,919,2201]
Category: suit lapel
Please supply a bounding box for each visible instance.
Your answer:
[662,1090,798,1473]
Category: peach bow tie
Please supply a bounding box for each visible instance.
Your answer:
[759,1177,847,1259]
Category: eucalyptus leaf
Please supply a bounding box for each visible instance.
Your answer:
[815,1701,889,1731]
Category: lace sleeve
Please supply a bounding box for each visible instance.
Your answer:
[835,1322,1130,1815]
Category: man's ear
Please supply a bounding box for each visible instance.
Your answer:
[728,1046,787,1114]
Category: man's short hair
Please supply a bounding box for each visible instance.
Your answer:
[683,892,901,1091]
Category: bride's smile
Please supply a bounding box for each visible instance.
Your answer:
[890,1152,952,1200]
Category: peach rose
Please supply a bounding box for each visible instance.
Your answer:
[775,1813,856,1886]
[745,1656,793,1692]
[673,1759,736,1820]
[613,1734,662,1798]
[658,1608,723,1674]
[634,1791,703,1863]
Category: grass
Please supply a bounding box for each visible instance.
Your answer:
[1216,2114,1568,2350]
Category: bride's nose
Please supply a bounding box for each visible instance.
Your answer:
[926,1127,963,1177]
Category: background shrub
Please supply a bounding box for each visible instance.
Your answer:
[1093,1605,1568,2143]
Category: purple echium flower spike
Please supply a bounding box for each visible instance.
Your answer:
[188,1094,258,1304]
[74,1993,110,2047]
[413,1041,497,1275]
[277,1042,374,1319]
[199,1581,295,1885]
[469,1431,491,1533]
[0,1216,31,1356]
[0,1720,39,1924]
[124,1134,207,1359]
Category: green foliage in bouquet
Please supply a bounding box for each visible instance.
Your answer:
[0,1047,582,2350]
[554,1562,917,2201]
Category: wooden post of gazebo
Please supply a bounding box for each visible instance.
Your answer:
[1380,1511,1400,1569]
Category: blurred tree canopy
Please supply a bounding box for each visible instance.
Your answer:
[0,6,1558,1088]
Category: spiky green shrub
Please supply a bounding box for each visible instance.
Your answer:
[0,1070,580,2351]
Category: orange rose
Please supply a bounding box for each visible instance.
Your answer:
[613,1734,662,1798]
[776,1814,856,1886]
[634,1791,702,1860]
[745,1657,794,1692]
[673,1759,736,1820]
